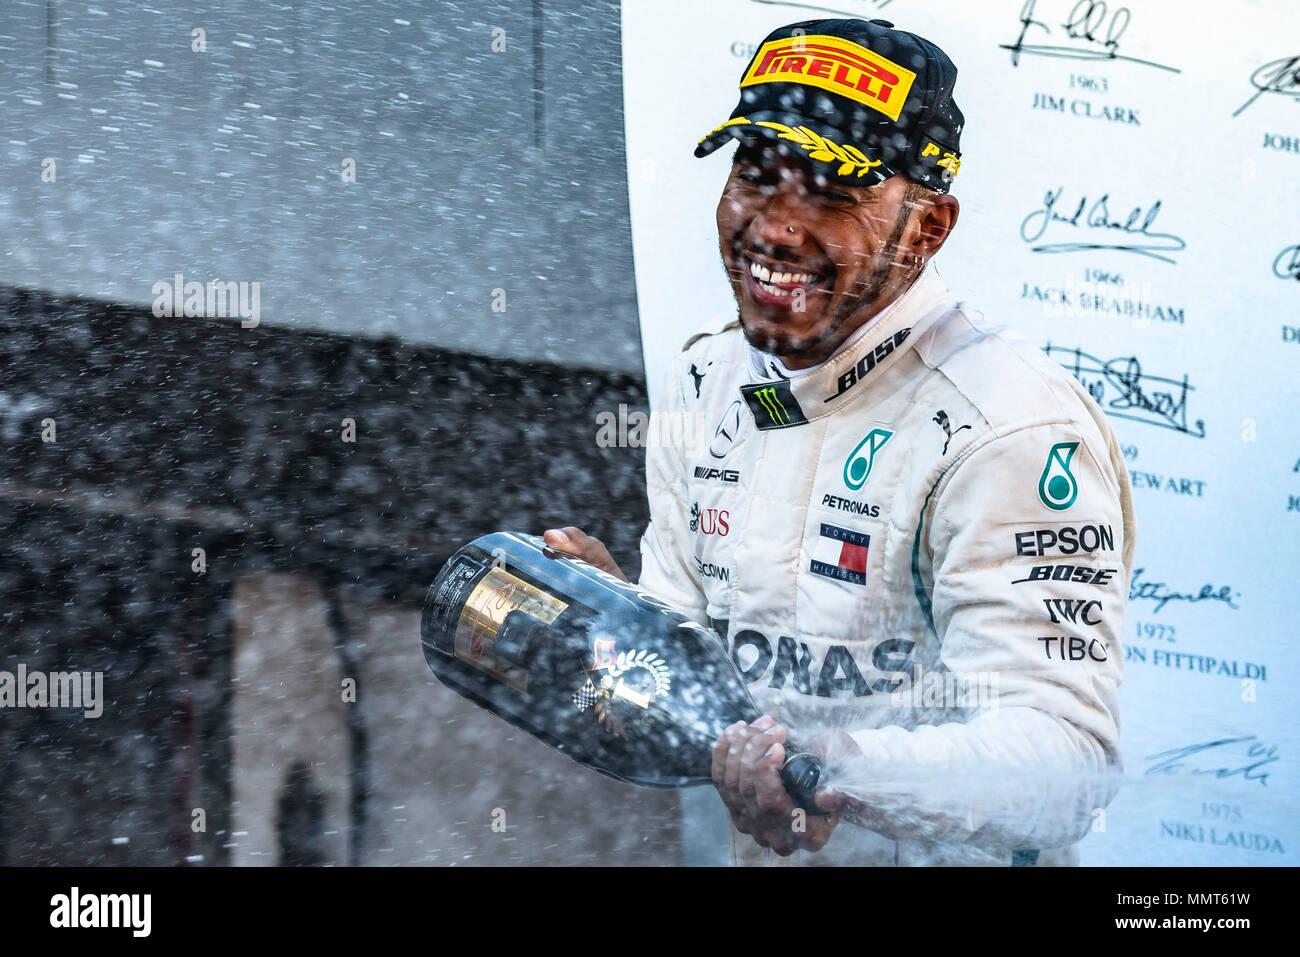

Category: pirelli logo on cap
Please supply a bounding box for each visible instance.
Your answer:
[741,35,916,122]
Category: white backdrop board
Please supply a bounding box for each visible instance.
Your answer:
[622,0,1299,865]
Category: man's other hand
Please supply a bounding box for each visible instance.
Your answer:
[711,716,845,856]
[541,527,627,581]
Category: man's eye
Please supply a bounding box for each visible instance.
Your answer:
[817,189,855,203]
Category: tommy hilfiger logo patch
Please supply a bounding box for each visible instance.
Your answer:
[809,522,870,585]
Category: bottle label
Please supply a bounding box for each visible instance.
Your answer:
[427,556,483,639]
[455,566,569,691]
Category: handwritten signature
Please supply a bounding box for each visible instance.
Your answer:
[1044,345,1205,437]
[1022,188,1186,263]
[1145,736,1277,787]
[1233,55,1300,118]
[1129,568,1240,615]
[1000,0,1179,72]
[1273,243,1300,281]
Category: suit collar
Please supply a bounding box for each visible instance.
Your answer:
[741,262,956,430]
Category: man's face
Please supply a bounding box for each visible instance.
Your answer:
[716,142,928,369]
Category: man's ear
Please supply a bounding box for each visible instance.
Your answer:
[915,192,959,258]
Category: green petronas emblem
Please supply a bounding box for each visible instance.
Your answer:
[1038,442,1080,510]
[843,429,893,490]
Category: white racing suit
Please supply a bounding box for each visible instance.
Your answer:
[638,262,1136,866]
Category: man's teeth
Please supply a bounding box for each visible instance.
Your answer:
[748,260,818,287]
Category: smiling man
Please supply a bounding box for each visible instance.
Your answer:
[546,17,1136,866]
[721,145,947,368]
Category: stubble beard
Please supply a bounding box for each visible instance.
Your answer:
[730,202,914,364]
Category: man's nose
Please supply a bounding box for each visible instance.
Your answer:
[752,186,810,246]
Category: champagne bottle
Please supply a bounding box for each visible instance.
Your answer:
[420,530,824,812]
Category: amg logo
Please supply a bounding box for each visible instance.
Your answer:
[1012,564,1117,585]
[1014,524,1115,556]
[694,557,730,581]
[694,466,740,483]
[1043,598,1103,626]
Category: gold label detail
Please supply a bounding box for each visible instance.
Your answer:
[456,567,568,691]
[591,648,672,739]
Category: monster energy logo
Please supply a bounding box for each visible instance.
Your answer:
[740,380,808,430]
[1038,442,1080,510]
[755,387,788,424]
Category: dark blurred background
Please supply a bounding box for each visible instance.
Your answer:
[0,0,686,865]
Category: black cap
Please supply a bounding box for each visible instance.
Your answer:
[694,18,964,193]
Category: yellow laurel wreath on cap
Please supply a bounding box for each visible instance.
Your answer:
[702,117,882,179]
